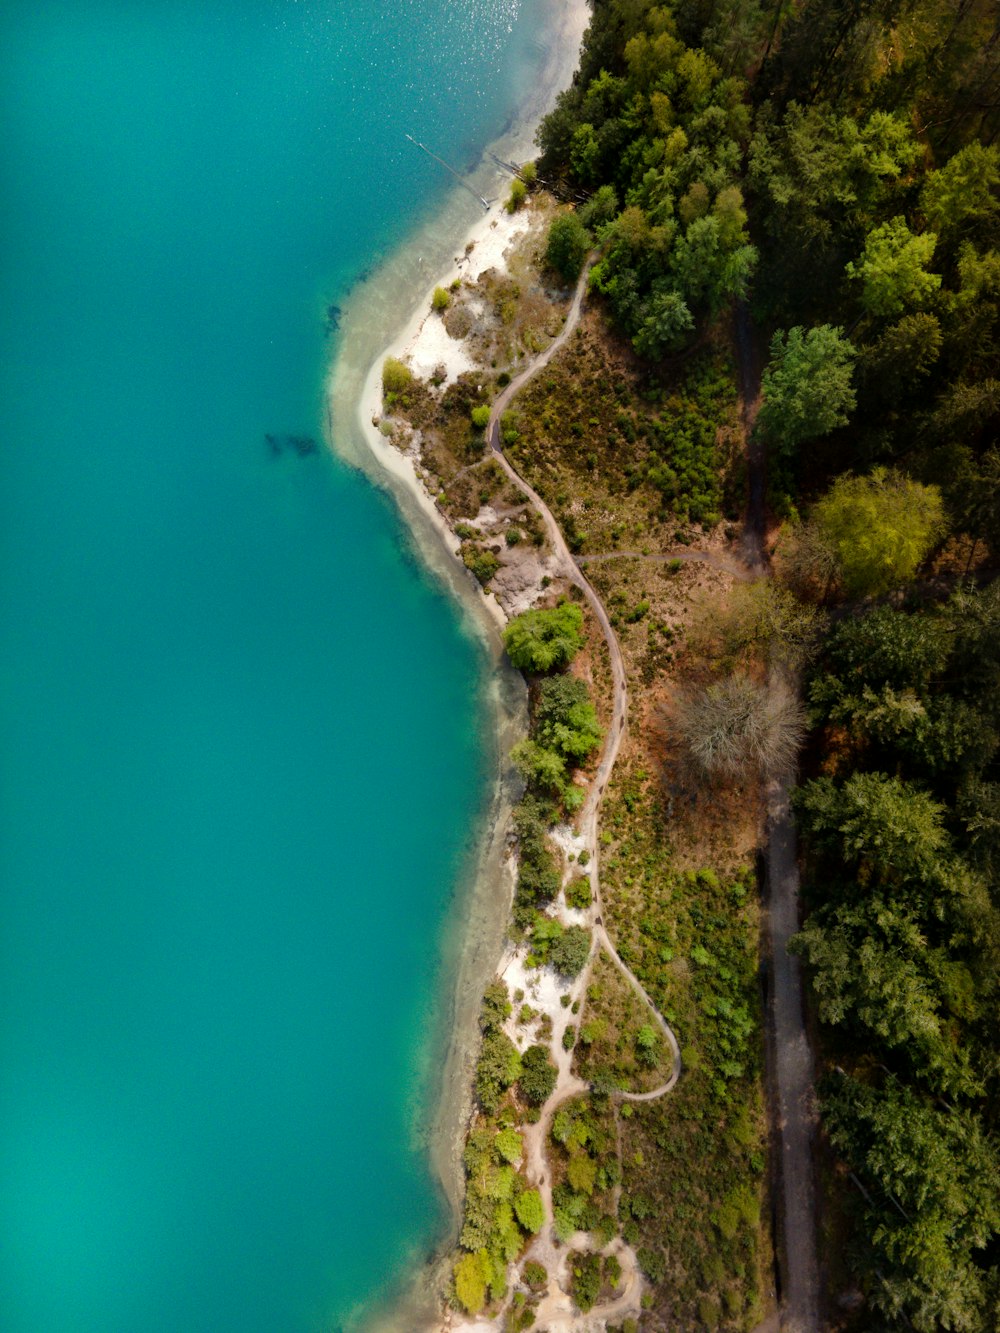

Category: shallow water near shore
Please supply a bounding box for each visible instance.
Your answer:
[0,3,569,1329]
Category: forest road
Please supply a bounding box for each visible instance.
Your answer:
[765,775,821,1333]
[736,301,822,1332]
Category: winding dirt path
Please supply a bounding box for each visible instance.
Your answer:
[453,286,819,1332]
[484,262,682,1327]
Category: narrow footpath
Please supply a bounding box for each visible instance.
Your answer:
[484,262,682,1328]
[460,274,820,1330]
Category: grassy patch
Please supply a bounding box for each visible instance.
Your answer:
[599,759,769,1327]
[572,950,676,1094]
[506,318,740,553]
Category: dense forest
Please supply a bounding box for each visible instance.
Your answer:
[533,0,1000,1328]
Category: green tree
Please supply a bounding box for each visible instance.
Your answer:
[957,447,1000,561]
[921,143,1000,238]
[454,1250,491,1315]
[480,979,511,1032]
[432,285,451,311]
[495,1127,523,1165]
[822,1075,1000,1332]
[671,214,757,316]
[816,605,949,694]
[382,356,412,395]
[794,771,948,883]
[860,312,943,407]
[514,1187,545,1234]
[755,325,857,454]
[959,778,1000,879]
[519,1044,557,1105]
[845,217,941,318]
[632,289,694,358]
[792,899,973,1091]
[693,579,823,670]
[567,1152,598,1195]
[502,604,585,672]
[545,214,591,283]
[748,103,919,305]
[513,796,562,919]
[476,1030,522,1114]
[535,675,602,760]
[511,738,567,795]
[812,468,946,597]
[547,924,592,978]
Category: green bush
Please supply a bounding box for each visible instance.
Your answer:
[471,403,491,430]
[519,1045,557,1105]
[461,543,500,586]
[523,1260,547,1289]
[644,359,733,525]
[635,1024,660,1067]
[636,1246,667,1284]
[506,177,527,213]
[503,603,585,672]
[514,1187,545,1234]
[382,356,412,395]
[432,285,451,311]
[546,214,591,283]
[571,1251,602,1312]
[565,876,592,909]
[548,925,592,978]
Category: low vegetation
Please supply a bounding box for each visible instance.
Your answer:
[392,2,1000,1324]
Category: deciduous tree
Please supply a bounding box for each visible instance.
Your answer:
[503,604,585,672]
[845,217,941,317]
[812,468,946,597]
[755,324,857,453]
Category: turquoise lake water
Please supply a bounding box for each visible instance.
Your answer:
[0,2,547,1328]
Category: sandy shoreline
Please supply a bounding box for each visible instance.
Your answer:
[323,2,589,1328]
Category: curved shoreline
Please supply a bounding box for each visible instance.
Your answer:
[322,3,589,1327]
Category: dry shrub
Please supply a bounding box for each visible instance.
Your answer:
[688,580,824,672]
[674,673,806,779]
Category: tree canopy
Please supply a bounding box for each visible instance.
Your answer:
[845,217,941,317]
[517,2,1000,1323]
[755,325,857,455]
[812,468,946,597]
[545,214,590,283]
[502,603,585,672]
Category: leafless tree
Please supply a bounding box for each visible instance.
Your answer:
[674,673,807,779]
